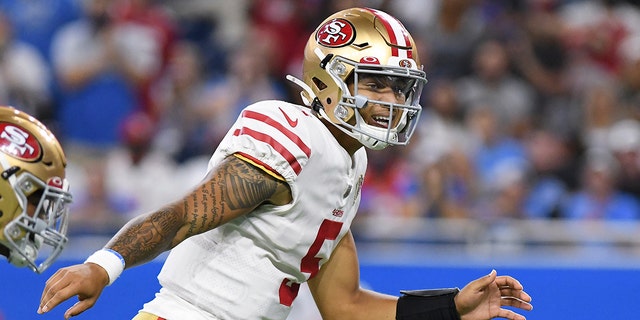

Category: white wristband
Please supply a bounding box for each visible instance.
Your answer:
[84,249,125,286]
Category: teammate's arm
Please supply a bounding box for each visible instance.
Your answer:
[38,155,291,319]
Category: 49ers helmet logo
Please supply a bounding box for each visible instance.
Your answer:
[0,122,41,161]
[317,18,355,48]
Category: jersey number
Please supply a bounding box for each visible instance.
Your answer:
[278,219,343,306]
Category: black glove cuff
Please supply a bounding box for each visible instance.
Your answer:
[396,288,461,320]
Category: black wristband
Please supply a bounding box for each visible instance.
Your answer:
[396,288,461,320]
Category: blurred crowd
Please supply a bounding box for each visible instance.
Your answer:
[2,0,640,237]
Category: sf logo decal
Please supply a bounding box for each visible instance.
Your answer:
[0,123,40,160]
[317,18,355,48]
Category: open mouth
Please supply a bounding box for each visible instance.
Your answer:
[370,115,391,129]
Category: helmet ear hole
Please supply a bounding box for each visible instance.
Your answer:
[326,98,332,104]
[312,77,327,90]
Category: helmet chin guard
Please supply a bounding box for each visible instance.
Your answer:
[1,168,71,273]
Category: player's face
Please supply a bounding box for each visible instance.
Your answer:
[351,74,412,129]
[26,192,41,217]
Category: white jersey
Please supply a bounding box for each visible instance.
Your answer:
[141,100,368,320]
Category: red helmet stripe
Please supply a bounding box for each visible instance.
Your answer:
[364,8,413,59]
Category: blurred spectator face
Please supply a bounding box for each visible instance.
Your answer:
[583,85,619,141]
[583,149,618,197]
[526,130,568,173]
[474,40,509,81]
[168,41,201,88]
[230,28,276,84]
[467,106,498,143]
[0,12,12,51]
[429,81,460,118]
[608,119,640,172]
[441,0,471,12]
[83,0,112,30]
[620,36,640,90]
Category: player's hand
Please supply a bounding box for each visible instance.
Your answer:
[455,270,533,320]
[38,263,110,319]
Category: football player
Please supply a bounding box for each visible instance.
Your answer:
[0,106,72,273]
[39,7,532,320]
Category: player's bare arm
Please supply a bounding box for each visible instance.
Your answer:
[38,155,290,318]
[308,231,532,320]
[308,230,398,320]
[107,154,290,267]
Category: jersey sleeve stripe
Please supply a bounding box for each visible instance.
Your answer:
[233,126,303,175]
[242,110,312,157]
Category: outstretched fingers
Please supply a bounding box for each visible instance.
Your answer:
[502,295,534,310]
[496,307,529,320]
[38,265,105,318]
[63,298,100,320]
[499,286,532,304]
[39,269,73,313]
[495,275,524,291]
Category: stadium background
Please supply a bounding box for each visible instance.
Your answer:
[2,0,640,319]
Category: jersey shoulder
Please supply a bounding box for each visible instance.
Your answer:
[229,100,320,180]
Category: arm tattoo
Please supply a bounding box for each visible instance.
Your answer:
[221,157,279,210]
[107,156,280,267]
[108,207,181,267]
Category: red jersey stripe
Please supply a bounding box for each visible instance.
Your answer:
[242,110,312,157]
[233,126,303,175]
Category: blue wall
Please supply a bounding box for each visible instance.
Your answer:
[2,259,639,320]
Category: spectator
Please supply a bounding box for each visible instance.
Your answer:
[248,0,323,80]
[522,129,572,219]
[465,104,528,196]
[559,0,640,82]
[411,80,477,218]
[111,0,178,119]
[158,0,251,74]
[618,35,640,119]
[359,147,424,219]
[0,0,80,63]
[151,40,212,162]
[472,158,530,221]
[607,119,640,198]
[561,148,640,220]
[579,83,626,150]
[104,112,190,219]
[67,157,133,236]
[418,0,487,82]
[0,11,52,121]
[508,2,577,138]
[50,0,145,151]
[456,39,536,139]
[198,28,288,146]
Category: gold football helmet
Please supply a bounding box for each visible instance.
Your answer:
[0,106,72,273]
[287,7,427,150]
